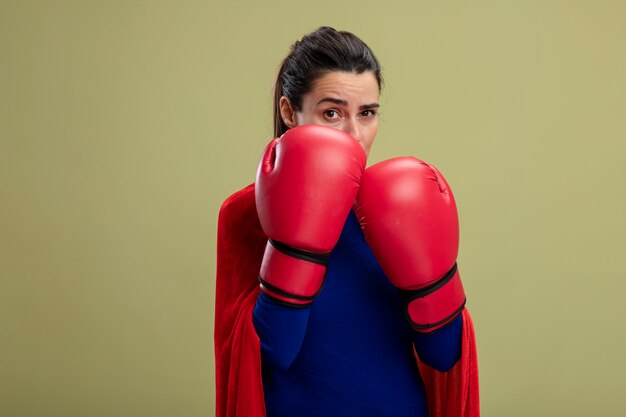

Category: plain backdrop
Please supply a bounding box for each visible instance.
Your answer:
[2,1,625,416]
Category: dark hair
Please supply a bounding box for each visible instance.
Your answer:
[273,26,383,137]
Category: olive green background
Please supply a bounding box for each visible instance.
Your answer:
[2,1,625,416]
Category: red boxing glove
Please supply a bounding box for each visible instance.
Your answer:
[256,124,366,306]
[354,157,466,332]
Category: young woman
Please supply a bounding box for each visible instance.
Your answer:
[215,27,479,417]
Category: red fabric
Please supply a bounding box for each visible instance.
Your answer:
[215,183,479,417]
[215,184,265,417]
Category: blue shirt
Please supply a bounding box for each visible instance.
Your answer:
[253,211,462,417]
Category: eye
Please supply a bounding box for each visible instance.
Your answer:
[361,109,377,118]
[323,109,340,120]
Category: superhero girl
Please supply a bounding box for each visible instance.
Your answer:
[215,27,479,417]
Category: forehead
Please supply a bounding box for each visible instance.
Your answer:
[306,71,380,104]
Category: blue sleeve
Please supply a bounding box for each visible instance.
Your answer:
[252,292,311,371]
[412,313,463,372]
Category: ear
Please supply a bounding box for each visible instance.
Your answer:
[279,96,298,128]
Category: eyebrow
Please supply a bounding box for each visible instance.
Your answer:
[316,97,380,110]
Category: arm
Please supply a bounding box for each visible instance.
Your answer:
[252,124,366,369]
[412,313,463,372]
[355,157,467,372]
[252,293,311,370]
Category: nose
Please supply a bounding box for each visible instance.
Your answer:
[340,118,360,142]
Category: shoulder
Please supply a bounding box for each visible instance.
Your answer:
[217,183,266,248]
[218,183,257,226]
[216,183,267,289]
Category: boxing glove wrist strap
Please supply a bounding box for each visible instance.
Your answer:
[258,240,328,307]
[268,239,330,265]
[399,263,466,333]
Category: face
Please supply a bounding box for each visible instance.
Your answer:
[280,71,380,157]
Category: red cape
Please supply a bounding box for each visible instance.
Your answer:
[215,183,480,417]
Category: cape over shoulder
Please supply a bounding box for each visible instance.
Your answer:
[215,183,267,417]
